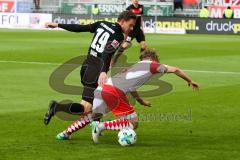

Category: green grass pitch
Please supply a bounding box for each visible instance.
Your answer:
[0,29,240,160]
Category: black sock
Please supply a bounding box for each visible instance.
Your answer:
[55,101,84,115]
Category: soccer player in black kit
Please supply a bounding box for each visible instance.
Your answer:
[126,0,146,51]
[112,0,147,65]
[43,11,136,137]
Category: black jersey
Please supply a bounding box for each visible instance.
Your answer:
[58,21,124,73]
[58,21,124,104]
[126,4,144,29]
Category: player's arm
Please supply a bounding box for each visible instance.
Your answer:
[161,65,199,90]
[45,22,99,33]
[130,91,151,107]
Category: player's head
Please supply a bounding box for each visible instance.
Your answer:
[139,48,159,62]
[132,0,139,5]
[117,11,136,34]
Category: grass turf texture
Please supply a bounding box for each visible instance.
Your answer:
[0,29,240,160]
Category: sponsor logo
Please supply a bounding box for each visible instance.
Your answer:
[205,0,240,6]
[208,6,240,18]
[0,1,15,12]
[53,16,117,24]
[0,13,18,25]
[206,20,240,33]
[144,19,198,30]
[98,4,125,15]
[111,39,120,49]
[147,6,163,16]
[53,16,81,24]
[52,15,240,34]
[71,4,88,14]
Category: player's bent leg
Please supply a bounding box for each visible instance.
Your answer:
[43,100,86,125]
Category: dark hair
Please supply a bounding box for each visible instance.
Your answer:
[139,48,160,62]
[118,10,137,22]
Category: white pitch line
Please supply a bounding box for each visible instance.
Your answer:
[183,69,240,75]
[0,60,240,75]
[0,60,60,66]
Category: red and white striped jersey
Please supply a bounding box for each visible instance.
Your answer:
[106,60,168,93]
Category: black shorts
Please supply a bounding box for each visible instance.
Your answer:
[127,28,145,43]
[80,55,101,104]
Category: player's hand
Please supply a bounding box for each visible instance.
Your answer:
[98,72,107,87]
[188,81,199,90]
[45,22,58,28]
[136,98,151,107]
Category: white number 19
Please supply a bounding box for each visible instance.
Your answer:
[91,28,110,53]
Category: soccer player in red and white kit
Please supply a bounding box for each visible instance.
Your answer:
[90,49,199,143]
[56,48,199,141]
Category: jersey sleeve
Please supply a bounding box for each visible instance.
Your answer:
[58,21,100,33]
[150,61,168,74]
[157,64,168,73]
[100,32,124,73]
[89,21,101,33]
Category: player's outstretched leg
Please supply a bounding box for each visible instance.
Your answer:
[56,112,92,140]
[44,100,85,125]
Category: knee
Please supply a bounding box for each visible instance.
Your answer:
[81,100,92,113]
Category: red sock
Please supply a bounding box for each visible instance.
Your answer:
[99,119,133,131]
[63,113,92,136]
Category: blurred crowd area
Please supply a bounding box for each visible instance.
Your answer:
[0,0,239,18]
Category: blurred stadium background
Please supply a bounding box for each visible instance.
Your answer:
[0,0,239,34]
